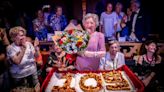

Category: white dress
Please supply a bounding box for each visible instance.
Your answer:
[100,12,117,38]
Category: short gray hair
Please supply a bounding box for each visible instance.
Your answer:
[108,40,120,48]
[82,13,99,27]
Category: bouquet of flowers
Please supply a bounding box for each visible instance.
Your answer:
[52,23,89,54]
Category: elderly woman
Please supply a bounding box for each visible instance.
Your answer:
[75,13,106,71]
[49,6,67,32]
[99,40,125,70]
[33,9,48,41]
[7,26,40,89]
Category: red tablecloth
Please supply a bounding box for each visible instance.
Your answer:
[41,65,144,92]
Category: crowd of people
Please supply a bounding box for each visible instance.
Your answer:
[30,0,150,42]
[0,0,151,42]
[0,0,163,92]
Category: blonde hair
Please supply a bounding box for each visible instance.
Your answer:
[82,13,99,27]
[9,26,26,41]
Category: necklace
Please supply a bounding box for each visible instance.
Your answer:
[104,52,118,70]
[145,54,155,65]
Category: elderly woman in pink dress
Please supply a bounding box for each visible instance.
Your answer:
[75,13,106,71]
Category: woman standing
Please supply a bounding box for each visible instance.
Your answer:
[75,13,106,71]
[33,10,48,41]
[7,26,40,90]
[99,3,117,41]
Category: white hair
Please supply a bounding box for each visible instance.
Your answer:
[82,13,99,27]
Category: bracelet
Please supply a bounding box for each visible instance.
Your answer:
[94,52,98,57]
[83,51,85,57]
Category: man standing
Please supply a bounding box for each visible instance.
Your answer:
[129,0,147,41]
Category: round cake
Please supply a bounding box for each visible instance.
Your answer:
[79,73,102,92]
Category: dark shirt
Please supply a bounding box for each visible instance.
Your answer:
[46,52,58,67]
[137,56,158,77]
[46,52,76,68]
[0,40,6,75]
[129,10,149,41]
